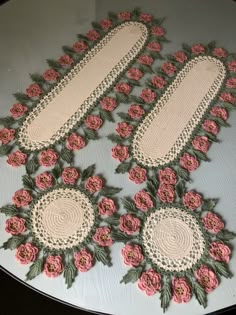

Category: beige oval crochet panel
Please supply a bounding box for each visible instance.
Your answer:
[131,56,226,167]
[18,22,148,151]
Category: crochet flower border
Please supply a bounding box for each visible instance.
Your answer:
[0,8,169,176]
[108,43,236,184]
[0,164,121,288]
[109,176,235,311]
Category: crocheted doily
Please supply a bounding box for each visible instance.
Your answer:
[0,8,169,178]
[108,43,236,184]
[0,164,122,287]
[142,207,206,272]
[18,22,148,151]
[111,176,235,311]
[31,188,95,250]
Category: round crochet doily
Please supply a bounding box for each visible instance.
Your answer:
[142,207,206,272]
[31,187,95,250]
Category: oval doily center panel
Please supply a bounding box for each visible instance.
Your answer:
[132,56,226,167]
[18,22,148,151]
[31,188,95,250]
[142,207,206,272]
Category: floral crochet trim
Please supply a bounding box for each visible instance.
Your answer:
[0,164,121,288]
[109,176,235,311]
[0,8,169,174]
[108,43,236,184]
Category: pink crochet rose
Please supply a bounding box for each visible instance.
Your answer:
[210,106,228,121]
[129,166,147,184]
[7,150,27,167]
[173,51,187,63]
[12,189,32,208]
[116,122,133,138]
[172,277,191,303]
[157,184,175,203]
[191,44,205,54]
[66,133,86,150]
[119,214,141,235]
[100,19,112,29]
[74,249,93,272]
[100,97,118,111]
[61,167,79,185]
[72,41,88,53]
[226,78,236,89]
[86,29,100,41]
[85,176,103,193]
[147,42,161,52]
[0,128,15,144]
[10,103,28,118]
[209,241,231,263]
[118,11,131,21]
[98,197,117,216]
[138,269,162,296]
[195,265,218,293]
[26,84,43,98]
[121,244,144,267]
[93,226,113,247]
[213,48,227,58]
[58,55,74,66]
[35,172,53,190]
[219,92,235,104]
[127,68,144,80]
[134,190,153,211]
[42,69,60,81]
[139,13,153,23]
[192,136,210,153]
[114,82,132,95]
[138,55,154,66]
[151,75,167,89]
[162,62,177,75]
[227,60,236,72]
[140,88,156,103]
[16,243,38,264]
[5,216,26,235]
[128,104,145,119]
[85,115,103,130]
[151,26,165,37]
[202,120,219,135]
[183,191,202,210]
[180,153,199,172]
[111,145,129,162]
[158,167,177,185]
[202,212,224,233]
[39,149,58,167]
[44,255,64,278]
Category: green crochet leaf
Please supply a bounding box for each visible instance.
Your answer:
[64,261,78,289]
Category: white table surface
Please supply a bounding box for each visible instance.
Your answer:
[0,0,236,314]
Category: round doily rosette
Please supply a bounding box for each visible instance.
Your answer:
[0,164,121,288]
[110,175,235,311]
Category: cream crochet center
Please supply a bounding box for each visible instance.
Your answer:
[31,188,95,250]
[17,22,148,151]
[132,56,226,167]
[142,207,206,272]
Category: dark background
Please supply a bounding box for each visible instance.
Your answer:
[0,268,235,315]
[0,268,95,315]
